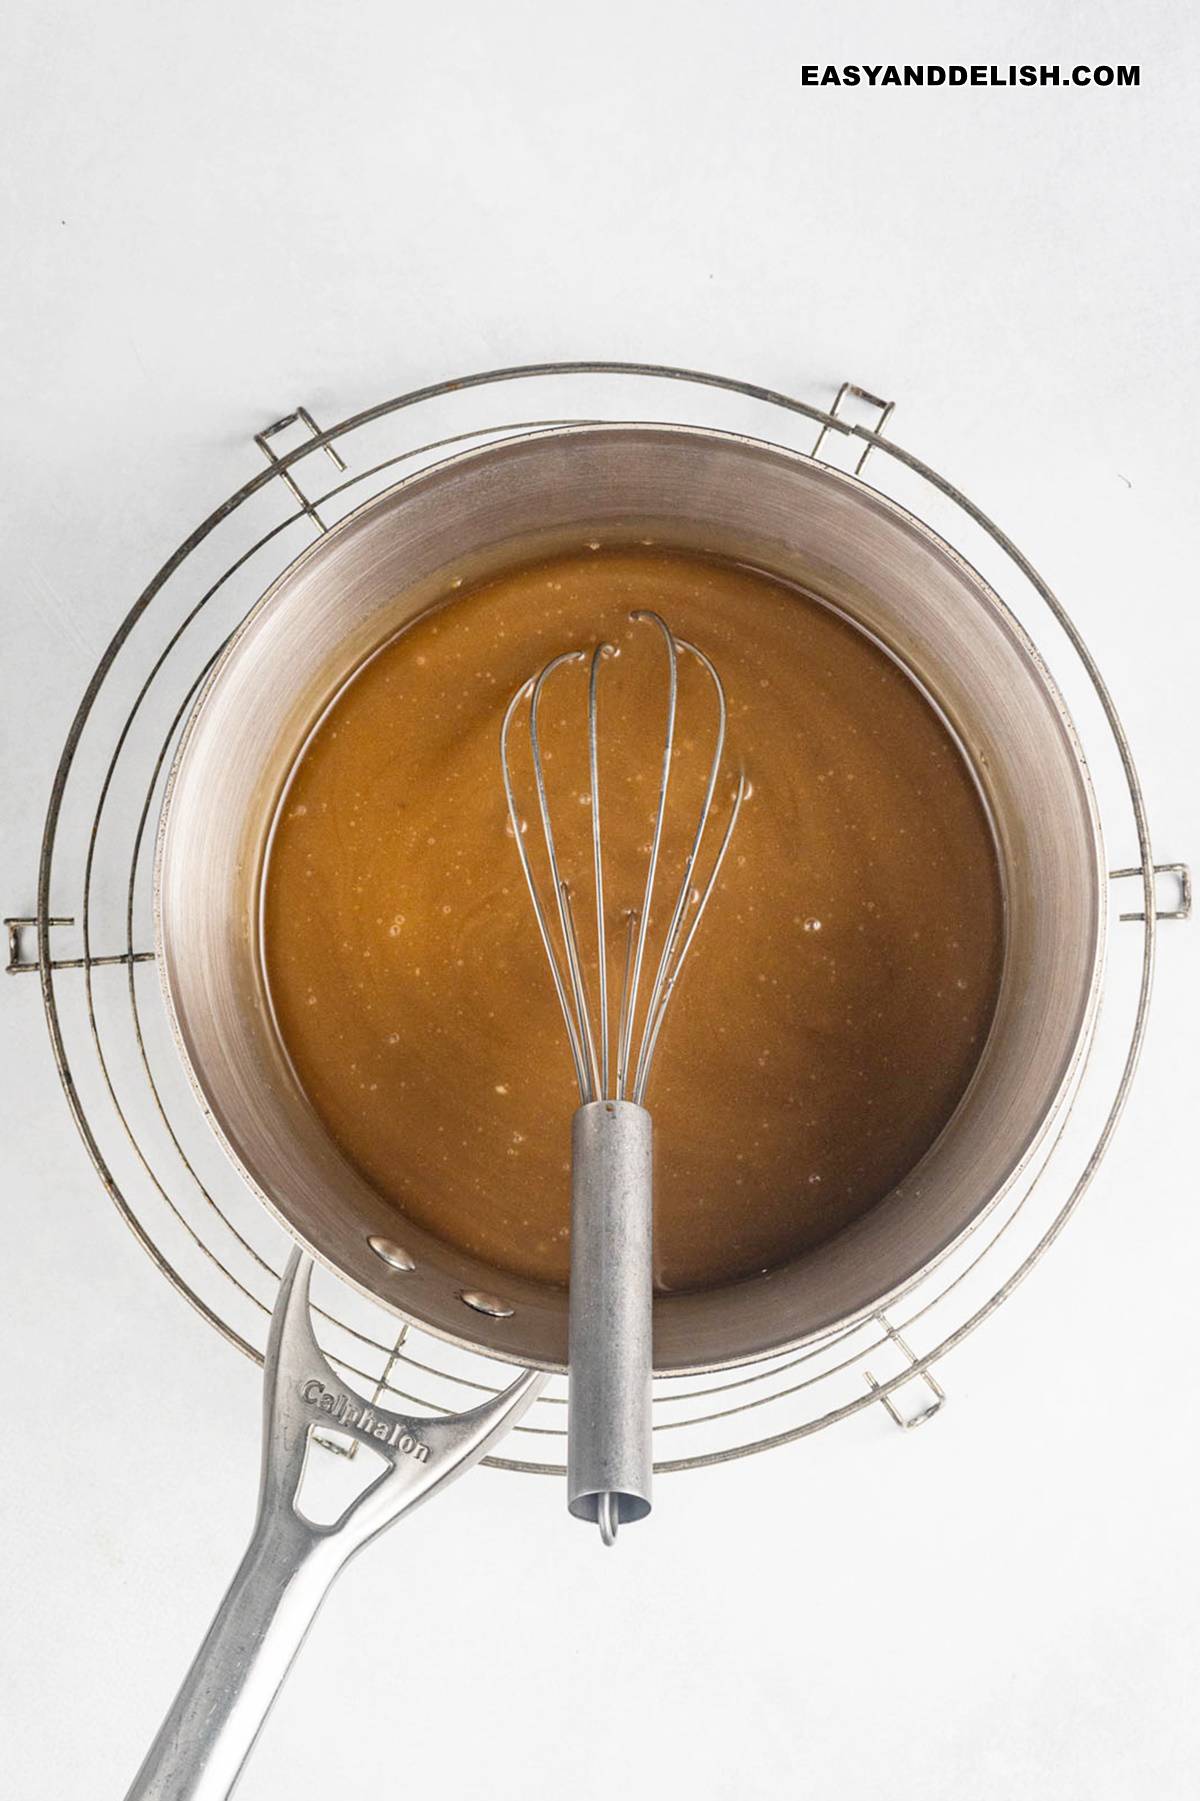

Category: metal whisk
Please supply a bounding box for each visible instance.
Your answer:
[501,609,746,1543]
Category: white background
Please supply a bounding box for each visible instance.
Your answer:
[2,3,1198,1797]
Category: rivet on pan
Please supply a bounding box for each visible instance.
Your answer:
[459,1290,515,1318]
[367,1235,416,1272]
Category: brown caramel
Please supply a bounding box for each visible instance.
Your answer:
[263,547,1003,1294]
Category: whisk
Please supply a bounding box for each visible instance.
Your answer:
[501,609,746,1543]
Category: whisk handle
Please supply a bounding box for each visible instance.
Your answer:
[567,1099,654,1536]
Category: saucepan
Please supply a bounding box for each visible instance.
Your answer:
[156,423,1105,1375]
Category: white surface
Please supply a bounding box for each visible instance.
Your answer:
[2,3,1198,1797]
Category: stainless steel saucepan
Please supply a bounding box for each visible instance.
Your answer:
[134,422,1105,1796]
[156,423,1105,1377]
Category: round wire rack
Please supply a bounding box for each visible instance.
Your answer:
[11,363,1191,1476]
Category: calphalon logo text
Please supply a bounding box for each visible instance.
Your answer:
[300,1379,431,1461]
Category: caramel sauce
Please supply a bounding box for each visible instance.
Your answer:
[263,547,1004,1294]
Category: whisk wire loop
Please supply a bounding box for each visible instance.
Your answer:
[502,611,743,1109]
[633,766,748,1103]
[500,670,592,1101]
[588,643,616,1099]
[529,652,604,1102]
[630,630,732,1104]
[616,611,679,1102]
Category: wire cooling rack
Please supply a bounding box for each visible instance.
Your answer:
[7,364,1191,1475]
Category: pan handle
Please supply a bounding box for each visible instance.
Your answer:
[125,1252,545,1800]
[124,1508,336,1801]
